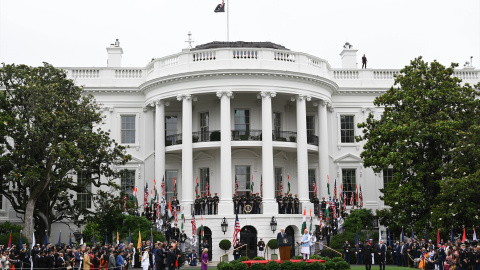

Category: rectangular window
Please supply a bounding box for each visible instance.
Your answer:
[306,115,316,144]
[235,166,251,194]
[383,168,394,190]
[234,109,250,135]
[342,169,356,205]
[340,115,355,143]
[274,167,283,196]
[199,168,210,196]
[121,170,136,199]
[165,170,178,202]
[121,115,136,144]
[77,171,92,209]
[273,112,281,138]
[308,169,316,200]
[200,112,209,142]
[165,116,178,145]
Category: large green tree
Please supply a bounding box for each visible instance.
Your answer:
[0,63,131,244]
[357,57,480,233]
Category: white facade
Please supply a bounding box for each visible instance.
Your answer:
[1,41,479,260]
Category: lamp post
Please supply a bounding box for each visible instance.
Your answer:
[270,217,277,233]
[221,217,228,234]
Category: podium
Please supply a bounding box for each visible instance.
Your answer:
[278,236,292,261]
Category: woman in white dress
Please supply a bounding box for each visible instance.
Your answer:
[301,230,311,260]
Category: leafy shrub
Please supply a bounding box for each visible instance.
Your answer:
[331,257,344,262]
[308,262,325,270]
[335,261,351,270]
[319,249,343,258]
[253,256,266,260]
[268,239,278,250]
[234,262,248,270]
[265,260,281,270]
[251,263,266,270]
[238,256,250,261]
[280,261,295,270]
[219,239,232,252]
[294,261,308,270]
[220,262,234,270]
[309,255,321,260]
[325,261,336,270]
[217,261,226,270]
[210,131,221,141]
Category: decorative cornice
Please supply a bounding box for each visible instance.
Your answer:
[216,91,234,99]
[257,91,277,99]
[176,94,197,101]
[290,94,311,102]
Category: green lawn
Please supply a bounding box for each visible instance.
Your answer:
[351,266,413,270]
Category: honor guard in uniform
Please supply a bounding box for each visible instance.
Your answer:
[213,193,220,214]
[321,197,327,214]
[194,195,201,215]
[171,223,180,241]
[240,192,247,214]
[282,193,289,214]
[179,230,187,252]
[257,238,266,258]
[247,192,255,214]
[256,193,262,214]
[207,194,214,215]
[287,193,294,214]
[174,196,180,211]
[294,194,300,214]
[344,240,351,263]
[200,194,206,215]
[312,196,320,215]
[165,220,172,243]
[233,192,240,214]
[276,192,283,214]
[459,244,468,270]
[357,240,364,264]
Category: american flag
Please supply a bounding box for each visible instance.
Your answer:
[312,176,317,198]
[123,195,127,212]
[332,201,337,219]
[356,185,359,206]
[235,175,238,194]
[233,212,240,244]
[333,179,337,201]
[154,178,157,199]
[144,183,149,210]
[161,176,165,197]
[350,192,354,206]
[191,211,196,236]
[343,191,347,210]
[205,176,210,196]
[280,175,283,194]
[359,185,363,207]
[173,201,178,223]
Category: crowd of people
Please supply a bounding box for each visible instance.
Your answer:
[0,238,210,270]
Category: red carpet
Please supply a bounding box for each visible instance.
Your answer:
[242,259,326,267]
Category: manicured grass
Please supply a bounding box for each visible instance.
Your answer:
[351,266,413,270]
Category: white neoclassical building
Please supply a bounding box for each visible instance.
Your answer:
[1,40,478,260]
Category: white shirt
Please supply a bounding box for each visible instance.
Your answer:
[141,251,150,267]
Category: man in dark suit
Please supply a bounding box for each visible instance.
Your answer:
[166,245,177,270]
[154,244,164,270]
[56,251,67,270]
[277,228,289,261]
[377,240,387,270]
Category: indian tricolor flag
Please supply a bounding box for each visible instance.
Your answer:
[301,209,307,234]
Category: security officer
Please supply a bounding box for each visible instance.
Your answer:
[276,192,283,214]
[321,197,327,214]
[293,194,300,214]
[233,192,240,214]
[287,193,294,214]
[207,193,214,215]
[344,239,351,263]
[213,193,220,214]
[200,194,206,215]
[282,193,289,214]
[357,239,364,264]
[312,196,320,215]
[256,193,262,214]
[250,192,256,214]
[194,195,201,215]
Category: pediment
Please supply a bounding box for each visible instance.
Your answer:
[128,156,144,164]
[273,151,288,161]
[232,149,260,158]
[194,152,214,161]
[334,153,363,163]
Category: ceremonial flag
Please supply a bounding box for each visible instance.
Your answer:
[301,209,307,234]
[69,232,72,247]
[58,230,61,246]
[260,175,263,197]
[181,206,185,230]
[196,176,199,196]
[325,202,330,221]
[30,232,35,270]
[332,201,337,219]
[117,230,119,245]
[473,227,477,241]
[313,176,317,198]
[235,175,239,194]
[437,229,440,247]
[359,185,363,207]
[343,191,347,210]
[319,210,323,228]
[134,187,138,207]
[168,198,172,217]
[279,175,283,194]
[200,216,204,241]
[137,230,142,251]
[214,0,225,13]
[161,176,165,197]
[173,201,178,223]
[340,183,343,201]
[128,230,131,244]
[451,227,454,243]
[105,230,108,244]
[327,175,330,196]
[287,174,291,194]
[411,228,415,241]
[144,183,149,210]
[7,232,12,248]
[402,226,405,242]
[150,228,153,244]
[123,195,127,212]
[19,230,23,248]
[462,227,466,242]
[156,200,160,219]
[355,229,359,251]
[44,230,48,247]
[355,185,359,206]
[333,179,337,201]
[206,176,210,196]
[233,212,240,244]
[174,177,177,196]
[388,228,392,247]
[191,211,197,236]
[309,209,313,232]
[350,192,354,206]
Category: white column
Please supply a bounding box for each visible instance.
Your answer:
[216,91,234,214]
[155,100,168,192]
[293,94,311,204]
[177,94,194,215]
[317,100,330,200]
[259,91,276,214]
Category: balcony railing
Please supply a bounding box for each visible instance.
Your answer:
[192,130,221,142]
[307,135,319,146]
[165,133,182,146]
[231,129,262,141]
[273,131,297,142]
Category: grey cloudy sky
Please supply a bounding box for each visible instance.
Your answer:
[0,0,479,69]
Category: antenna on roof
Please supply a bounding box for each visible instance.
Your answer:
[185,31,194,49]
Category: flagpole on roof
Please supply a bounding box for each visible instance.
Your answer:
[227,0,230,41]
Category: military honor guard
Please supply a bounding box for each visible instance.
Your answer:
[257,238,266,258]
[213,193,219,214]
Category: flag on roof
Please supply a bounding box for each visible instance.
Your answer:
[214,0,225,12]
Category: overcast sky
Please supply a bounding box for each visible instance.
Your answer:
[0,0,479,69]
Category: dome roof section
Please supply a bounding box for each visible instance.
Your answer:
[192,41,290,51]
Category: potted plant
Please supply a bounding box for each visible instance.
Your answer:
[210,131,221,141]
[192,135,199,143]
[267,239,278,260]
[219,239,232,262]
[289,135,296,142]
